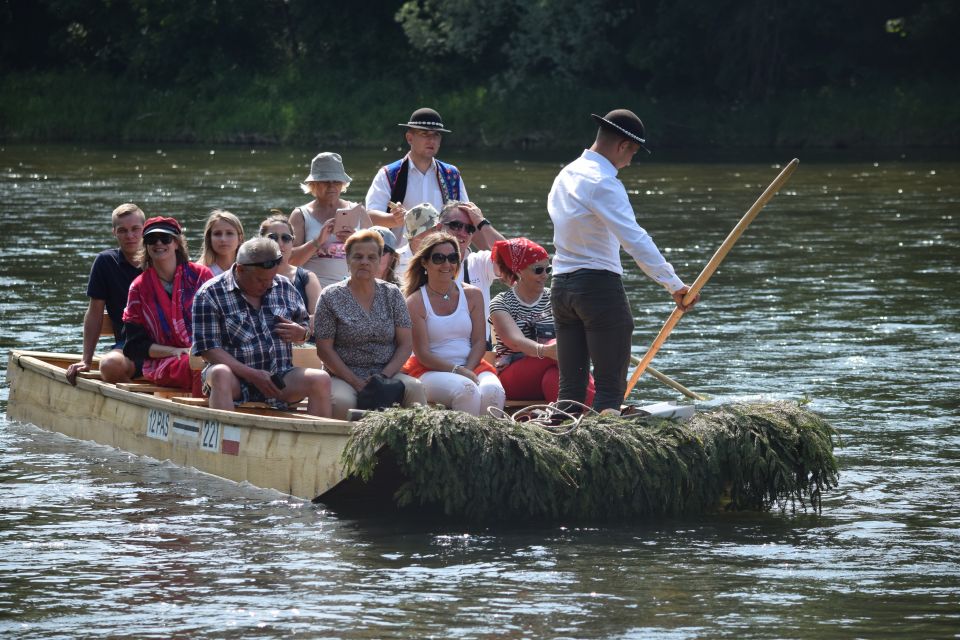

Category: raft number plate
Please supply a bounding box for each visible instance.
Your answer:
[200,420,220,452]
[146,410,235,454]
[146,409,170,441]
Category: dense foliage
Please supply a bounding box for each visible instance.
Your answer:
[341,401,839,521]
[2,0,957,146]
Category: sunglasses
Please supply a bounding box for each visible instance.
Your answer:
[144,234,176,246]
[531,265,553,275]
[240,256,283,269]
[265,232,294,244]
[429,252,460,265]
[443,220,477,234]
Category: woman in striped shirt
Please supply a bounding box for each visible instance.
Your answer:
[489,238,594,404]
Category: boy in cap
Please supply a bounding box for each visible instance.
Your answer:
[547,109,698,416]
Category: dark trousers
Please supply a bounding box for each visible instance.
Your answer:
[551,269,633,411]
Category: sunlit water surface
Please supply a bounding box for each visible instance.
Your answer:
[1,145,958,638]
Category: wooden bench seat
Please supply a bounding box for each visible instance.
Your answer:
[170,396,309,411]
[115,382,184,398]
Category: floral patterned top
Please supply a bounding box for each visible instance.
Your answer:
[314,279,411,379]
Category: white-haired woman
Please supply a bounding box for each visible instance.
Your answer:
[288,152,401,288]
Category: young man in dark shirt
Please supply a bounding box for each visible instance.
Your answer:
[66,203,145,385]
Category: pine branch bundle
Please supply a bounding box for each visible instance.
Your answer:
[341,401,839,521]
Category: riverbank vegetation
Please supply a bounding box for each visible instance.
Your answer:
[2,0,957,148]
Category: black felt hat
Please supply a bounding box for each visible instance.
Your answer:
[591,109,651,154]
[399,107,451,133]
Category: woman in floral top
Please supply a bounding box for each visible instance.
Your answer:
[314,229,426,419]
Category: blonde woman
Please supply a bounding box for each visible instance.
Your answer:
[199,209,244,275]
[288,152,402,287]
[402,232,505,416]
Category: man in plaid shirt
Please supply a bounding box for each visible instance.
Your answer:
[192,237,332,417]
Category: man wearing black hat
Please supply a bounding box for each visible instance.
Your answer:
[365,108,497,253]
[547,109,698,416]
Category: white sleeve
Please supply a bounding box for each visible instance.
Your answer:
[594,177,685,292]
[365,168,391,211]
[459,177,469,203]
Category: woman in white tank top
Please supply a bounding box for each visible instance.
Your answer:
[402,232,504,416]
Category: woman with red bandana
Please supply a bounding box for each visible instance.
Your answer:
[122,216,213,391]
[489,238,595,404]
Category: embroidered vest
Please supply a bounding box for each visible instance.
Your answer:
[384,157,462,206]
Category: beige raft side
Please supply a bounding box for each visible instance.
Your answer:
[6,350,354,500]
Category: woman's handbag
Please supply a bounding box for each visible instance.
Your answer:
[356,373,406,410]
[533,321,555,343]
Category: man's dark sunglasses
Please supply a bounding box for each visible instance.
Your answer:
[144,234,176,246]
[429,252,460,265]
[265,232,294,244]
[532,265,553,275]
[241,256,283,269]
[444,220,477,234]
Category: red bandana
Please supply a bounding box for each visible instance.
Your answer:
[491,237,549,275]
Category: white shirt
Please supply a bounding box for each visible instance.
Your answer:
[458,250,495,339]
[394,248,495,339]
[365,156,469,248]
[547,149,684,293]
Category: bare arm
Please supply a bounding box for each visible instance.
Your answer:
[304,271,322,330]
[490,309,555,360]
[289,206,334,267]
[462,286,488,370]
[462,202,505,251]
[66,298,107,385]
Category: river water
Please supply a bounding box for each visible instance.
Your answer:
[1,144,957,638]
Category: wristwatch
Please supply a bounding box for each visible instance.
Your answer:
[476,219,491,231]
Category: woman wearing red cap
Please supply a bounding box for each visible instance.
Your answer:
[489,238,595,404]
[121,216,213,391]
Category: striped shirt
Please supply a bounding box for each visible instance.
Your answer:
[489,288,553,363]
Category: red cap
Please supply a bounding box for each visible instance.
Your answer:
[143,216,182,236]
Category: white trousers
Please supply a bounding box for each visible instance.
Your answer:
[419,370,505,417]
[329,373,426,420]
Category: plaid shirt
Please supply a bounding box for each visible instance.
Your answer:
[191,267,308,378]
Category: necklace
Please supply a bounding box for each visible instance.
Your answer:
[427,283,452,300]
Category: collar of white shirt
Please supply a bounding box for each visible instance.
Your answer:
[582,148,617,178]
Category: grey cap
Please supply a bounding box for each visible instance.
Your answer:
[370,226,398,253]
[404,203,440,239]
[304,152,352,184]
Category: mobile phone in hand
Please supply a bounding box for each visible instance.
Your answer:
[335,205,363,234]
[270,372,286,390]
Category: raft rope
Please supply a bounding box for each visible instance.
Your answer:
[487,400,598,435]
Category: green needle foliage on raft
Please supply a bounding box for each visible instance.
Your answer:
[341,401,839,521]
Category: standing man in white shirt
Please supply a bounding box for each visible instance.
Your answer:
[547,109,698,416]
[365,107,476,253]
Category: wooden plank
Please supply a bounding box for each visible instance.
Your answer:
[117,382,179,394]
[505,399,541,409]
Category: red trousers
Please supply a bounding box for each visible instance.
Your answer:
[499,356,595,405]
